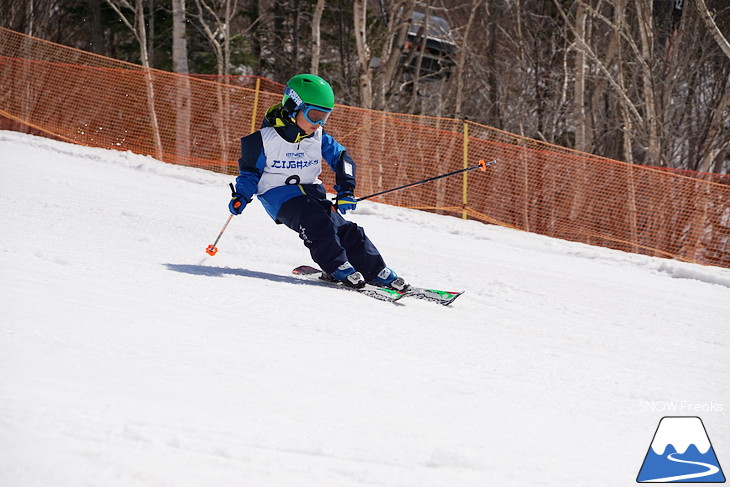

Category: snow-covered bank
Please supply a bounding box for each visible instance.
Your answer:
[1,131,728,486]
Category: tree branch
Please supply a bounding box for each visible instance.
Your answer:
[695,0,730,60]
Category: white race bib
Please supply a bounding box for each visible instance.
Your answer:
[257,126,324,194]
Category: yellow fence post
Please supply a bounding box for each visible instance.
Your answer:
[462,120,469,219]
[250,77,261,134]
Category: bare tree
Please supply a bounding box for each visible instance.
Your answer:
[310,0,326,74]
[87,0,105,54]
[694,0,730,172]
[406,1,431,114]
[192,0,240,164]
[104,0,164,160]
[193,0,238,77]
[453,0,481,119]
[172,0,190,76]
[572,1,591,153]
[7,0,730,173]
[634,1,661,166]
[699,87,730,173]
[695,0,730,59]
[351,0,421,110]
[172,0,192,164]
[21,0,57,37]
[612,0,635,165]
[555,0,664,164]
[353,0,373,108]
[374,0,416,111]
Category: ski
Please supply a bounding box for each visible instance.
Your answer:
[292,265,405,303]
[292,265,463,306]
[403,288,463,306]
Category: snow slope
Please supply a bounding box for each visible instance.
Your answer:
[1,130,728,486]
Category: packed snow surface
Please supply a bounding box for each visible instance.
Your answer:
[1,130,728,486]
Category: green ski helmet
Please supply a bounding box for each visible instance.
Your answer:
[282,74,336,112]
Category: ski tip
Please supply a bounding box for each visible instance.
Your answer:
[292,265,321,275]
[444,292,464,305]
[402,288,464,306]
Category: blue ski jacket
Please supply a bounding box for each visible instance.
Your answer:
[233,104,357,221]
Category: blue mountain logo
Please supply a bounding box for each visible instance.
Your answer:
[637,416,725,483]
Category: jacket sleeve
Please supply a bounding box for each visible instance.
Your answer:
[234,132,266,199]
[321,130,356,194]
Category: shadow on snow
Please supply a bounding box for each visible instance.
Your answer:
[164,263,323,288]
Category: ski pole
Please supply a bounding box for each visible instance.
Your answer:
[205,214,234,256]
[357,159,496,202]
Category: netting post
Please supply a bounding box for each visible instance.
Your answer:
[250,77,261,134]
[462,120,469,219]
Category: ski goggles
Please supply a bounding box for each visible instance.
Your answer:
[300,104,332,126]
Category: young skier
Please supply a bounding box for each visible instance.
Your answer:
[228,73,409,291]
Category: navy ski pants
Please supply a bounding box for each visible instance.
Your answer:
[276,190,386,282]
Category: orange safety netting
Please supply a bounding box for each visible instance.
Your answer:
[2,27,729,269]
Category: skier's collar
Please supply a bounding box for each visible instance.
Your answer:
[293,131,314,143]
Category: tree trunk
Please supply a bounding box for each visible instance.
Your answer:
[612,0,634,165]
[172,0,189,75]
[193,0,235,77]
[146,0,155,68]
[104,0,164,160]
[26,0,35,36]
[698,86,730,172]
[485,1,501,128]
[310,0,325,74]
[408,2,431,114]
[635,1,661,166]
[292,0,301,73]
[573,2,591,153]
[224,0,231,77]
[554,0,643,133]
[453,0,480,119]
[695,0,730,60]
[172,0,192,165]
[135,0,164,160]
[221,0,232,168]
[353,0,372,108]
[88,0,105,54]
[192,0,235,166]
[374,0,415,111]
